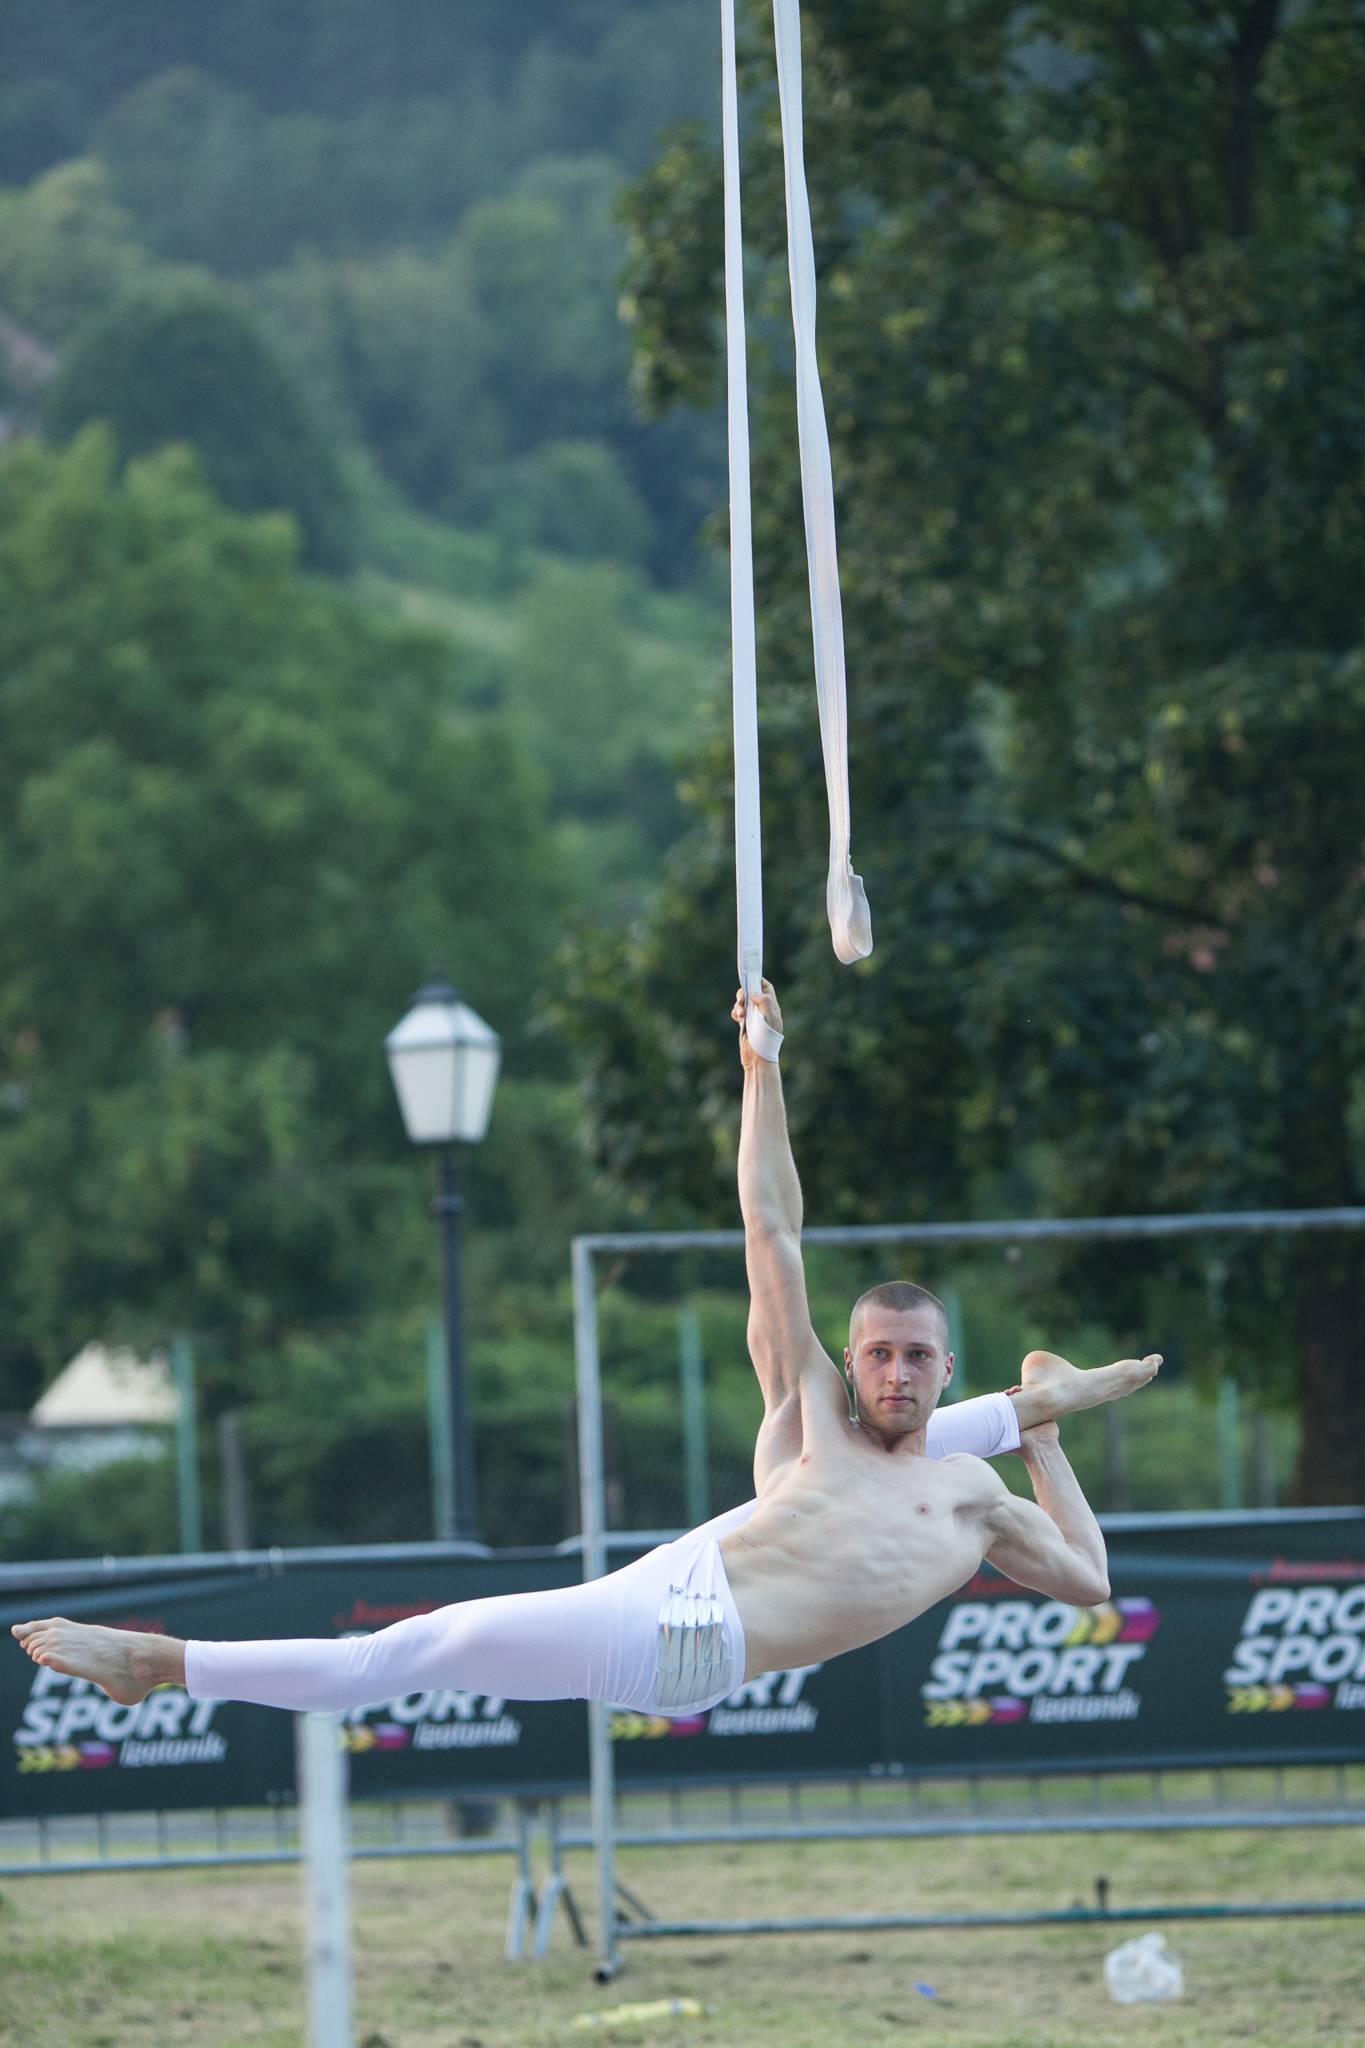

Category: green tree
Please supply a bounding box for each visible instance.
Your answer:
[0,427,566,1391]
[566,0,1365,1500]
[91,68,263,271]
[501,562,698,912]
[515,439,656,566]
[455,157,635,454]
[0,159,156,343]
[321,246,504,518]
[41,277,354,567]
[0,1452,178,1563]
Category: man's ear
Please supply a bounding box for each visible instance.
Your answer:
[942,1351,956,1386]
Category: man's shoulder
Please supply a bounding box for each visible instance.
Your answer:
[937,1451,1009,1504]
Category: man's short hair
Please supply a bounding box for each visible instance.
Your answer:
[849,1281,950,1351]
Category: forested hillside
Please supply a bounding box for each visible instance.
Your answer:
[0,0,724,577]
[0,1,749,1555]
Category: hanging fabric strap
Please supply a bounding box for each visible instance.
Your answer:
[722,0,782,1062]
[722,0,869,1065]
[771,0,872,965]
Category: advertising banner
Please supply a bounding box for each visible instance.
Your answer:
[881,1512,1365,1774]
[2,1511,1361,1819]
[1,1551,588,1818]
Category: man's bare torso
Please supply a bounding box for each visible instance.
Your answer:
[719,1377,995,1678]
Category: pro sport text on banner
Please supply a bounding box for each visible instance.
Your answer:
[881,1510,1365,1773]
[2,1511,1360,1819]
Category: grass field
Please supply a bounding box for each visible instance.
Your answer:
[2,1819,1362,2047]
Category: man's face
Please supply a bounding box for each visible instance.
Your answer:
[844,1305,954,1439]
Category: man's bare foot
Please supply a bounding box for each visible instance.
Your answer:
[10,1618,185,1703]
[1009,1349,1161,1432]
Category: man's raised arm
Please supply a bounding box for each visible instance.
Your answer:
[981,1422,1110,1607]
[733,982,834,1408]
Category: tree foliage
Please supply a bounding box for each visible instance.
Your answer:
[0,428,567,1389]
[0,4,736,1553]
[2,2,704,138]
[567,0,1365,1499]
[0,10,728,589]
[0,159,156,343]
[41,279,354,568]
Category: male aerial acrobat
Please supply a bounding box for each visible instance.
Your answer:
[12,981,1158,1716]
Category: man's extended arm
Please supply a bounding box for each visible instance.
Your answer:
[737,1037,801,1238]
[733,984,833,1407]
[982,1422,1110,1606]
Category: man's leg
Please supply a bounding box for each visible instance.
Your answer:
[1009,1349,1161,1430]
[13,1572,633,1713]
[926,1350,1161,1461]
[10,1619,183,1705]
[11,1534,743,1719]
[926,1393,1020,1460]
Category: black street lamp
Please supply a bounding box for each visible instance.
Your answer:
[385,973,501,1541]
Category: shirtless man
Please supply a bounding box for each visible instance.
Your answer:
[716,981,1157,1680]
[10,982,1157,1718]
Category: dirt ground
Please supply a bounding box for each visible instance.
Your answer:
[1,1826,1362,2047]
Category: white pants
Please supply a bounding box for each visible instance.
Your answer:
[185,1391,1019,1717]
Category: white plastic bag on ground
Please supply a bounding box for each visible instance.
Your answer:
[1104,1930,1185,2003]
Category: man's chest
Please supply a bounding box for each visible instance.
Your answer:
[792,1434,977,1553]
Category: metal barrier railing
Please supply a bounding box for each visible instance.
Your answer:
[3,1762,1362,1960]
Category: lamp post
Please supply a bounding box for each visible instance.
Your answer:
[385,974,501,1542]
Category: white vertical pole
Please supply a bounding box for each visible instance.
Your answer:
[572,1237,620,1980]
[297,1712,353,2047]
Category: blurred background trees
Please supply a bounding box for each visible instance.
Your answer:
[42,283,355,566]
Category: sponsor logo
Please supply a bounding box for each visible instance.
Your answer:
[610,1665,824,1742]
[1250,1558,1363,1586]
[611,1711,709,1741]
[340,1682,521,1754]
[707,1666,822,1737]
[1224,1582,1365,1712]
[12,1668,226,1772]
[921,1595,1160,1727]
[331,1598,442,1631]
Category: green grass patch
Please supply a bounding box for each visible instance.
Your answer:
[1,1817,1361,2045]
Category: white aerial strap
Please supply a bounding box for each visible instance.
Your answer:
[722,0,782,1062]
[771,0,872,968]
[722,0,870,1069]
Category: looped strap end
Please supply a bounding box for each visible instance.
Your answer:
[744,1005,783,1064]
[827,858,873,965]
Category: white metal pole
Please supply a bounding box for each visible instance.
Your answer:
[572,1237,620,1980]
[297,1712,353,2047]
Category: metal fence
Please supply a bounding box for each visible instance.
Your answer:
[3,1765,1363,1962]
[12,1199,1358,1569]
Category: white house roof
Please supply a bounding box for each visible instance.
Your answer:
[30,1344,178,1427]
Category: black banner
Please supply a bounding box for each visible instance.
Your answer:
[2,1512,1362,1818]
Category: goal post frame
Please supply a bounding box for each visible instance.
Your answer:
[571,1205,1365,1979]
